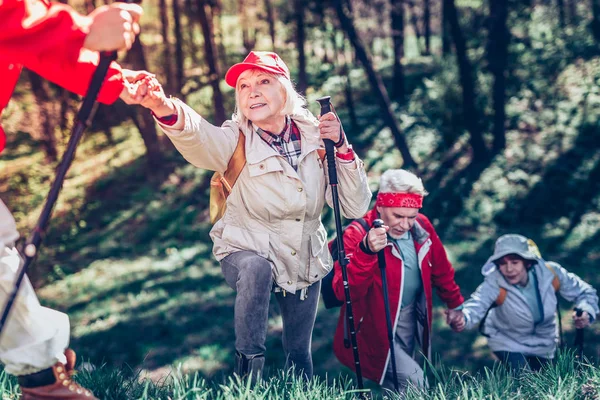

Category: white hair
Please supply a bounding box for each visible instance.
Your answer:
[379,169,428,196]
[232,70,307,127]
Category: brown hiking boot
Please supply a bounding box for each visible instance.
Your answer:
[18,349,98,399]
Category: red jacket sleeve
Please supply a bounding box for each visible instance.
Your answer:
[0,0,124,105]
[332,222,378,301]
[420,215,464,308]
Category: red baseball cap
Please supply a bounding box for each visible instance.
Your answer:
[225,51,290,88]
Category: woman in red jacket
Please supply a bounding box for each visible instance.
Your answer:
[332,169,464,393]
[0,1,149,398]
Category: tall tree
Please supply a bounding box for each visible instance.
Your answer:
[209,0,227,71]
[444,0,487,159]
[264,0,277,51]
[172,0,185,95]
[567,0,576,23]
[557,0,566,27]
[424,0,431,55]
[124,36,162,166]
[159,0,174,91]
[197,0,226,125]
[295,0,308,94]
[442,0,451,56]
[406,0,423,54]
[488,0,509,151]
[185,0,200,65]
[238,0,256,52]
[390,0,405,101]
[592,0,600,43]
[28,72,58,162]
[334,0,417,168]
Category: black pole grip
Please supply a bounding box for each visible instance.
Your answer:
[373,218,398,390]
[316,96,338,185]
[574,307,584,358]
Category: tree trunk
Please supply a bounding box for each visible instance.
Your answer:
[159,0,174,91]
[406,0,423,55]
[28,71,58,163]
[442,0,451,56]
[185,0,199,65]
[238,0,256,52]
[123,37,162,167]
[211,0,227,70]
[264,0,277,51]
[172,0,185,95]
[424,0,431,55]
[557,0,565,27]
[334,0,417,168]
[567,0,576,23]
[295,0,308,95]
[445,0,487,159]
[592,0,600,42]
[488,0,509,151]
[390,0,405,101]
[334,33,358,130]
[197,0,226,125]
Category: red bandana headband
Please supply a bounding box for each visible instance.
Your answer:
[376,192,423,209]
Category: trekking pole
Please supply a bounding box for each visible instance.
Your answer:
[317,96,364,390]
[373,218,399,391]
[0,4,139,338]
[574,307,585,359]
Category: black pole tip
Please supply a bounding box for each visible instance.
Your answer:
[373,219,384,228]
[316,96,331,106]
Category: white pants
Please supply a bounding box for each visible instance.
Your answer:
[0,246,68,375]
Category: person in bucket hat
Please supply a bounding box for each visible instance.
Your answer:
[331,169,464,393]
[133,51,371,381]
[0,0,152,398]
[451,234,599,372]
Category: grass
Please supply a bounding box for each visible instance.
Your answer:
[1,352,598,399]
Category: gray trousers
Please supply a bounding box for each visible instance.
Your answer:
[381,302,426,394]
[221,250,320,379]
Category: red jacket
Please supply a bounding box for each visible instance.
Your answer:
[0,0,125,153]
[332,208,464,383]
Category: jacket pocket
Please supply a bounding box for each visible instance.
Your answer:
[221,224,270,259]
[247,157,284,178]
[308,228,332,283]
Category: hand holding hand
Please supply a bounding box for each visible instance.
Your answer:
[84,3,143,52]
[119,70,154,104]
[573,310,591,329]
[445,309,466,332]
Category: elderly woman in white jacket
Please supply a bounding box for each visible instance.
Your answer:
[451,234,598,372]
[136,51,371,380]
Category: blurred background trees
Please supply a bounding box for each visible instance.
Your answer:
[3,0,600,386]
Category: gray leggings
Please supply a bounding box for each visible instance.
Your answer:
[221,250,320,378]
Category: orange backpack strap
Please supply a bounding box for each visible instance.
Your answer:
[317,149,326,162]
[495,287,508,306]
[221,130,246,193]
[546,263,561,292]
[209,130,246,224]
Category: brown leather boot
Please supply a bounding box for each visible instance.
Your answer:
[18,349,98,399]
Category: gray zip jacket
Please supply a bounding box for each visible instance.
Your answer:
[463,260,599,358]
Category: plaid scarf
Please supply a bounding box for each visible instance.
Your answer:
[255,116,302,171]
